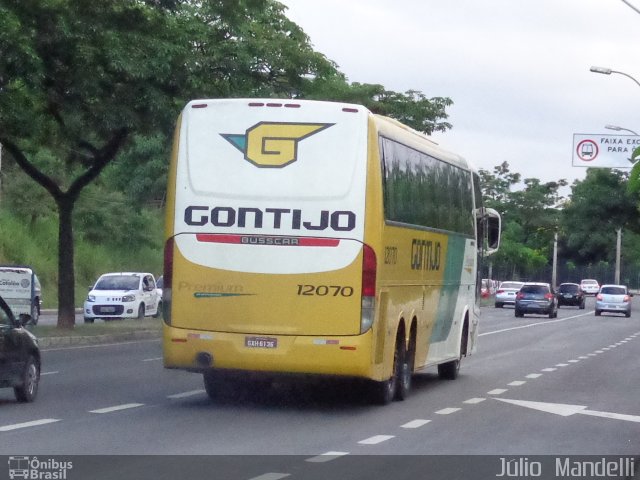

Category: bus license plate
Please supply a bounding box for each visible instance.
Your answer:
[245,337,277,349]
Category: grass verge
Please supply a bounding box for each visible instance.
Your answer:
[32,318,162,338]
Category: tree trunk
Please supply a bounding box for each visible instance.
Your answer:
[57,195,76,329]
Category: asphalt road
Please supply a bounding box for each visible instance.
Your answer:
[2,297,639,479]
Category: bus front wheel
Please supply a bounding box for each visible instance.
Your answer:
[438,336,465,381]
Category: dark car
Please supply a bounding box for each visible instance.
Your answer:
[515,282,558,318]
[0,294,40,402]
[556,282,586,309]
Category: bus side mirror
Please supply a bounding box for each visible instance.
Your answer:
[483,208,501,256]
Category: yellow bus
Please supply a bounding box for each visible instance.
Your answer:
[162,98,500,404]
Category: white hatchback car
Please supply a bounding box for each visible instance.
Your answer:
[84,272,161,323]
[580,279,600,296]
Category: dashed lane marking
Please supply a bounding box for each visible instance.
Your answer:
[526,374,542,379]
[487,389,508,395]
[401,419,431,429]
[89,403,145,414]
[435,408,461,415]
[248,474,290,480]
[508,381,526,386]
[305,452,349,463]
[167,390,206,399]
[463,398,486,404]
[358,435,394,445]
[0,419,60,431]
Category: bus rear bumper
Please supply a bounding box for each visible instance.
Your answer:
[163,325,376,379]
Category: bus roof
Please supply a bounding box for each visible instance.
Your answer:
[371,113,473,173]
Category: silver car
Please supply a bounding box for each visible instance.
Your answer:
[595,284,632,317]
[495,281,524,308]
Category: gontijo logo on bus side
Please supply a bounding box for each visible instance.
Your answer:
[221,122,333,168]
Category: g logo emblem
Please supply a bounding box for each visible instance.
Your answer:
[222,122,333,168]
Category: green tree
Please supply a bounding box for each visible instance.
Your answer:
[0,0,190,328]
[0,0,455,328]
[479,162,567,278]
[302,77,452,133]
[563,168,639,264]
[627,145,640,195]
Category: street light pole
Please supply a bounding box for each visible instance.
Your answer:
[590,66,640,89]
[605,124,639,135]
[621,0,640,15]
[590,66,637,286]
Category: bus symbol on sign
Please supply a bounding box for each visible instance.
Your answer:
[576,139,599,162]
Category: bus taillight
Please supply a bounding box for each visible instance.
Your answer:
[163,237,174,325]
[361,244,377,333]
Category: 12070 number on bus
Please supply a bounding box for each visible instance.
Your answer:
[297,285,354,297]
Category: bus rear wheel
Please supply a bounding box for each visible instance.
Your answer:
[370,333,407,405]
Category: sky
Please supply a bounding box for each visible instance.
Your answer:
[279,0,640,194]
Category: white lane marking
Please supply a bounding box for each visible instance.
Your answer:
[248,474,290,480]
[595,350,604,353]
[526,374,542,379]
[578,356,589,359]
[568,360,579,363]
[435,407,461,415]
[167,390,206,399]
[89,403,144,414]
[555,363,569,367]
[463,398,486,404]
[495,398,640,423]
[358,435,394,445]
[508,381,526,386]
[587,353,597,357]
[487,389,508,395]
[541,368,556,372]
[143,357,162,362]
[306,452,349,463]
[40,371,59,376]
[0,419,60,431]
[401,419,431,429]
[479,312,591,336]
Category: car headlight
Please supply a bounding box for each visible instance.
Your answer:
[86,295,96,302]
[122,294,136,302]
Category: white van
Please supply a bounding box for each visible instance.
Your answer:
[0,265,42,324]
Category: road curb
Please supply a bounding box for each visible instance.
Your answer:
[39,329,161,349]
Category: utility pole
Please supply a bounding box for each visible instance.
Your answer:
[615,228,622,284]
[552,232,558,288]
